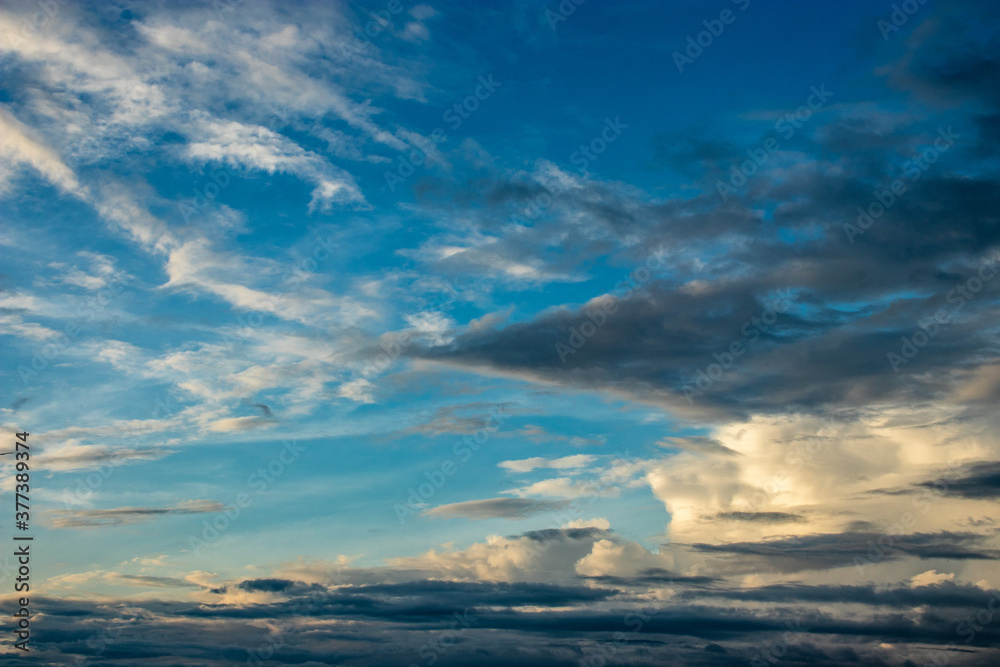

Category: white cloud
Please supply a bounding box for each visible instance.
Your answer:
[504,476,620,500]
[337,378,376,404]
[207,416,275,433]
[500,454,597,473]
[0,105,85,197]
[562,517,610,530]
[183,116,366,210]
[910,570,956,588]
[574,538,673,578]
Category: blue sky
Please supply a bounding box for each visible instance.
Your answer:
[2,0,1000,664]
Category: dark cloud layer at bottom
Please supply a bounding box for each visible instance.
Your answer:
[9,575,1000,667]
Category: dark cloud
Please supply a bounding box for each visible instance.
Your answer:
[392,402,517,436]
[918,461,1000,499]
[713,511,806,524]
[518,527,610,542]
[24,590,1000,667]
[582,567,718,588]
[684,530,999,573]
[48,500,225,528]
[424,497,569,520]
[43,446,174,470]
[251,402,272,417]
[683,581,1000,609]
[393,3,1000,426]
[234,578,327,596]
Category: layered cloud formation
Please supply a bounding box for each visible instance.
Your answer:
[1,0,999,664]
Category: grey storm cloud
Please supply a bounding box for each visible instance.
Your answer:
[24,579,1000,666]
[684,530,999,574]
[874,461,1000,499]
[918,461,1000,499]
[395,4,1000,426]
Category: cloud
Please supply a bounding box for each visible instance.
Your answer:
[207,416,275,433]
[574,538,673,579]
[503,477,621,500]
[48,500,225,528]
[562,517,610,530]
[685,531,999,575]
[396,402,515,436]
[337,377,376,404]
[37,443,173,473]
[499,454,597,474]
[183,115,366,210]
[917,461,1000,499]
[911,570,956,588]
[0,104,85,197]
[385,527,626,584]
[423,498,569,520]
[21,581,1000,666]
[712,511,806,524]
[3,2,1000,664]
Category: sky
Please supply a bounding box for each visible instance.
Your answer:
[1,0,1000,664]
